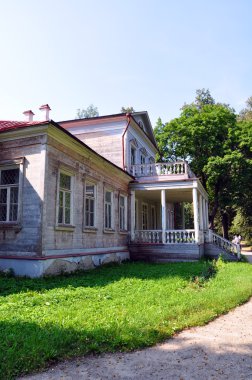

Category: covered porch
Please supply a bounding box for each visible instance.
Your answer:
[130,178,209,245]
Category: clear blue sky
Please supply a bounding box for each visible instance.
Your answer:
[0,0,251,126]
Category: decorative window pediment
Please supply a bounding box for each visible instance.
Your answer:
[130,138,138,148]
[140,147,148,156]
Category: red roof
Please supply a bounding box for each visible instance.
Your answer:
[0,120,48,133]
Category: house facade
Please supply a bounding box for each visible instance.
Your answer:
[0,108,239,277]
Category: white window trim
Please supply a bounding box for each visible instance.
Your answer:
[119,194,127,231]
[56,169,74,227]
[84,181,97,229]
[104,189,114,231]
[142,202,148,230]
[0,163,23,225]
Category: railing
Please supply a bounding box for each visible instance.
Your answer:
[165,230,195,243]
[131,161,195,178]
[134,230,162,243]
[211,232,241,259]
[133,229,195,244]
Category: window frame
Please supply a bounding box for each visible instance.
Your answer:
[0,163,23,225]
[56,170,74,227]
[104,189,114,230]
[84,181,97,229]
[119,194,127,231]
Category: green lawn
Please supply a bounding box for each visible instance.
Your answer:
[1,260,252,379]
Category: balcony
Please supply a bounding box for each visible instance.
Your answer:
[131,161,196,180]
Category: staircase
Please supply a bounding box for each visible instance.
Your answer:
[205,232,240,261]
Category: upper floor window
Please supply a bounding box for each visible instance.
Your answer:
[0,168,19,222]
[119,195,127,231]
[105,190,113,229]
[58,172,73,225]
[130,146,136,166]
[85,182,96,228]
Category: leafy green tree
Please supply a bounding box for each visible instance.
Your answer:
[121,106,135,113]
[76,104,99,119]
[238,96,252,121]
[154,89,252,238]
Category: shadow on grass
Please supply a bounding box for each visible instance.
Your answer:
[0,261,213,297]
[0,318,168,380]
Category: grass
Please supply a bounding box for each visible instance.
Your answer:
[0,260,252,379]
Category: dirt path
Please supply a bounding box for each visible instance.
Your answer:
[21,298,252,380]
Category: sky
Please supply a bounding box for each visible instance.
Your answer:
[0,0,251,126]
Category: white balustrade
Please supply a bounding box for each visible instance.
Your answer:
[211,232,240,258]
[131,161,195,178]
[133,230,195,244]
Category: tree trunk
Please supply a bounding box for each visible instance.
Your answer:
[221,212,229,240]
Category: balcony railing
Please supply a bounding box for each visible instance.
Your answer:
[134,229,196,244]
[131,161,195,178]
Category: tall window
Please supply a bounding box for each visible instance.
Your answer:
[0,168,19,222]
[58,172,72,225]
[105,190,113,229]
[151,205,157,229]
[130,146,136,166]
[142,203,148,230]
[85,182,96,228]
[119,195,127,230]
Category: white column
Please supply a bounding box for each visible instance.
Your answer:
[193,187,199,243]
[205,199,209,229]
[181,202,185,229]
[199,194,204,231]
[130,190,135,241]
[161,189,166,244]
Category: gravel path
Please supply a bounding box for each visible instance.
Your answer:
[21,298,252,380]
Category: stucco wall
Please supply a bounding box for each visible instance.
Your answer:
[0,135,46,255]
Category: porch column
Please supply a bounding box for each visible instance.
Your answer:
[192,187,199,243]
[205,199,209,229]
[202,197,206,230]
[199,194,204,231]
[130,190,135,241]
[161,189,166,244]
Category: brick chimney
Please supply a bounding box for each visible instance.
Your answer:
[23,110,35,122]
[39,104,51,121]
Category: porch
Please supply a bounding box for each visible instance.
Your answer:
[129,161,208,261]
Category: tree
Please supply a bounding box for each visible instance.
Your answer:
[76,104,99,119]
[121,106,135,113]
[154,89,252,238]
[238,96,252,121]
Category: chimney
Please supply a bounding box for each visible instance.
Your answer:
[23,110,35,122]
[39,104,51,121]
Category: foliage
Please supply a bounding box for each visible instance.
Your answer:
[154,89,252,238]
[230,208,252,243]
[0,261,252,379]
[238,96,252,121]
[121,106,135,113]
[76,104,99,119]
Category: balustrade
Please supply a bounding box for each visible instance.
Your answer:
[131,161,194,178]
[211,232,240,258]
[133,230,195,244]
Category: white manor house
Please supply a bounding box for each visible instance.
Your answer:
[0,106,239,277]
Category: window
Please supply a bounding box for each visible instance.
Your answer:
[151,205,157,229]
[142,203,148,230]
[0,168,19,222]
[105,190,113,229]
[85,182,96,228]
[140,155,145,164]
[58,172,73,225]
[130,146,136,166]
[119,195,127,230]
